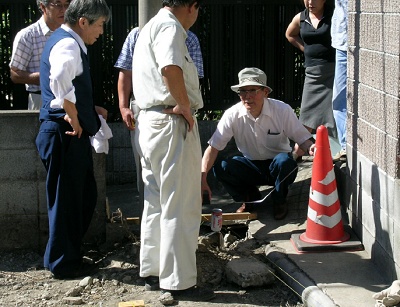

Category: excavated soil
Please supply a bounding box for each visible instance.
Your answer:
[0,222,303,307]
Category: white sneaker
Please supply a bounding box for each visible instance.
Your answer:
[333,149,346,162]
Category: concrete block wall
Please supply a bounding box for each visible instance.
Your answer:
[0,111,107,253]
[0,115,223,252]
[106,120,235,186]
[347,0,400,282]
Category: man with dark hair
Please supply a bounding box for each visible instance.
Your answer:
[132,0,215,302]
[36,0,110,279]
[115,26,204,209]
[9,0,69,110]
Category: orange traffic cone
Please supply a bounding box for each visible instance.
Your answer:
[291,125,363,253]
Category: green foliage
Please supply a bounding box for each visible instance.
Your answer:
[294,107,300,118]
[196,107,300,121]
[195,109,224,121]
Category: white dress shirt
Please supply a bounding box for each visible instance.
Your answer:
[209,98,312,160]
[49,24,86,109]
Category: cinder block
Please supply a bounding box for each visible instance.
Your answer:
[0,181,39,215]
[384,95,400,137]
[359,49,384,91]
[383,15,400,55]
[0,215,41,251]
[358,84,385,130]
[393,223,400,271]
[0,111,40,150]
[360,14,383,52]
[0,150,40,181]
[384,55,400,97]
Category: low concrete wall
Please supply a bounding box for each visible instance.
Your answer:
[0,111,106,253]
[105,120,222,185]
[0,114,222,252]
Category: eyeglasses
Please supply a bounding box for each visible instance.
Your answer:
[237,88,264,97]
[48,2,70,10]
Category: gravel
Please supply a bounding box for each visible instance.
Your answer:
[0,223,303,307]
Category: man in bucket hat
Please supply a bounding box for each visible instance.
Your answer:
[201,67,315,219]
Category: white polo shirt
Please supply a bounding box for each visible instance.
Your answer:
[131,8,203,110]
[209,98,312,160]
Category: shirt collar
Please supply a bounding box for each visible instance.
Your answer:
[61,24,88,54]
[261,98,271,116]
[159,8,188,39]
[39,16,52,36]
[238,98,270,118]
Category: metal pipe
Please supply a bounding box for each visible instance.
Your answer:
[138,0,159,29]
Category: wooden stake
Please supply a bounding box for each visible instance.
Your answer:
[118,300,145,307]
[124,212,257,225]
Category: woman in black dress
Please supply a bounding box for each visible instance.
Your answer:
[286,0,336,138]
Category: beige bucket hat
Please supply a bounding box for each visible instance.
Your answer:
[230,67,273,94]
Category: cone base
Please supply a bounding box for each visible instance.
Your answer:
[299,231,350,244]
[291,225,364,254]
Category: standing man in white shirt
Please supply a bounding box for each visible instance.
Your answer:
[36,0,110,280]
[114,26,204,208]
[131,0,215,302]
[9,0,70,110]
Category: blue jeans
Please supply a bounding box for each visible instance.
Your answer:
[332,49,347,150]
[213,153,298,205]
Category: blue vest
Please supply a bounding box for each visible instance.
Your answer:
[39,28,100,136]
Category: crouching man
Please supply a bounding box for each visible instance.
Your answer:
[201,67,315,220]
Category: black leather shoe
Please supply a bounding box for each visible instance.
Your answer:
[161,285,215,301]
[273,202,288,220]
[52,262,98,280]
[144,276,160,291]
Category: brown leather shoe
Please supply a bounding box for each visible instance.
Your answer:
[236,203,253,213]
[273,202,288,220]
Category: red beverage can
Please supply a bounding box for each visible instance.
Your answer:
[211,208,223,232]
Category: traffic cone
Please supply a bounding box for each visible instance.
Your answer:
[291,125,363,253]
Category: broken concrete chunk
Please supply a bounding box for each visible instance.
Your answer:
[225,257,275,288]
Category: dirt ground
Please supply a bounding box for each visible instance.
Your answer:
[0,221,304,307]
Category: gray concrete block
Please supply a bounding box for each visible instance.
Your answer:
[394,180,400,224]
[225,257,275,288]
[0,214,42,250]
[0,181,39,215]
[0,150,40,181]
[384,95,400,138]
[384,54,400,97]
[359,49,384,91]
[358,85,385,130]
[0,111,40,150]
[360,14,383,52]
[383,15,400,55]
[394,223,400,273]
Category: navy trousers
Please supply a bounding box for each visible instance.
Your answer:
[213,152,298,205]
[36,120,97,276]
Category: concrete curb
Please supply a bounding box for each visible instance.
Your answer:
[264,245,338,307]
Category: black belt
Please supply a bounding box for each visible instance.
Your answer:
[29,91,41,95]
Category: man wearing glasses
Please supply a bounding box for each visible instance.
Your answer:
[9,0,69,110]
[201,67,315,220]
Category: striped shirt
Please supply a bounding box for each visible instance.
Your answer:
[115,27,204,78]
[9,16,52,92]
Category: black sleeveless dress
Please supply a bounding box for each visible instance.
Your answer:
[299,6,336,136]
